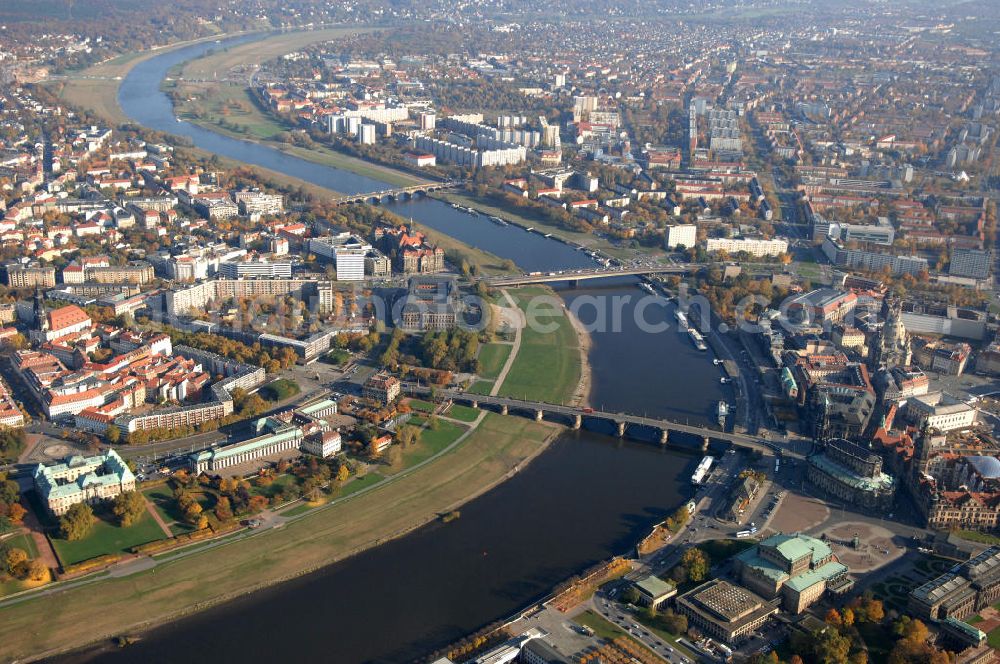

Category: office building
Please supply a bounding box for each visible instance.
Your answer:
[218,259,293,279]
[823,237,928,277]
[307,233,372,281]
[950,248,991,280]
[705,237,788,258]
[905,392,977,432]
[6,264,56,288]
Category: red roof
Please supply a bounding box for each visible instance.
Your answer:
[47,305,91,333]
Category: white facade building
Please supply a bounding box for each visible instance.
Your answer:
[665,224,698,249]
[705,237,788,257]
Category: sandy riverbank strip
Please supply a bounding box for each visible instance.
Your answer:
[566,302,593,408]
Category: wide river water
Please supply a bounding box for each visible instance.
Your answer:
[59,32,732,663]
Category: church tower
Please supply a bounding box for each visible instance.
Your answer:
[870,297,910,370]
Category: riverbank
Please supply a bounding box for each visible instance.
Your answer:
[567,302,593,408]
[50,26,429,190]
[164,28,429,188]
[497,287,585,405]
[432,190,668,264]
[0,414,560,663]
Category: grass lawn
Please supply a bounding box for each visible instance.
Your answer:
[988,626,1000,650]
[467,380,495,395]
[955,530,1000,546]
[143,484,202,535]
[335,472,384,498]
[445,404,480,423]
[280,502,315,518]
[51,512,168,566]
[498,287,581,404]
[250,473,299,499]
[391,418,467,471]
[1,532,39,559]
[407,399,437,414]
[476,343,512,381]
[576,609,628,640]
[260,378,301,402]
[175,81,287,140]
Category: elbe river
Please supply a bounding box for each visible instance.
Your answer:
[58,33,731,663]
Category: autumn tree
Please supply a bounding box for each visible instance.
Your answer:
[59,503,95,541]
[26,559,47,582]
[395,425,421,447]
[814,628,852,664]
[214,496,233,522]
[3,546,27,575]
[681,547,709,582]
[112,491,147,527]
[8,502,25,524]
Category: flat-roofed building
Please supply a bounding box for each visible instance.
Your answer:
[675,579,779,645]
[905,392,977,432]
[787,289,858,326]
[664,224,697,249]
[632,574,677,609]
[950,248,991,281]
[6,264,56,288]
[705,237,788,258]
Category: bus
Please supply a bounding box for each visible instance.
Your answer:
[736,530,753,538]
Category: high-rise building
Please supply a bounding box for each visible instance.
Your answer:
[949,248,991,280]
[664,224,697,249]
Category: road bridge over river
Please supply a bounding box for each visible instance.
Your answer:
[331,181,460,205]
[485,264,697,287]
[402,385,809,458]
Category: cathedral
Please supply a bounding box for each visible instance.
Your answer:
[869,297,911,371]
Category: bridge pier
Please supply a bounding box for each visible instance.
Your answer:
[501,404,508,416]
[616,421,626,437]
[573,414,582,430]
[535,409,544,422]
[471,400,478,409]
[660,429,669,445]
[701,436,710,451]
